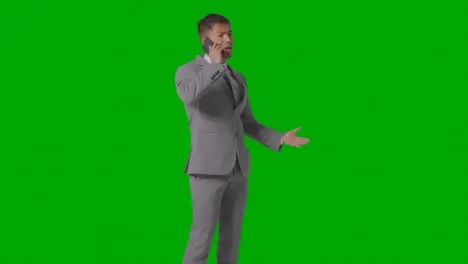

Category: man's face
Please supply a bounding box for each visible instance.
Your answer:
[205,23,233,58]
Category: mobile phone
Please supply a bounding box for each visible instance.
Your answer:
[202,39,214,54]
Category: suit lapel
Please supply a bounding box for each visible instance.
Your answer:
[227,65,247,109]
[195,54,233,99]
[194,55,247,110]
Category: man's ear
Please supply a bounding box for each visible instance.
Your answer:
[200,33,207,42]
[200,31,211,43]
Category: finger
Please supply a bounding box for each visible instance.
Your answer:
[292,136,304,142]
[290,127,301,133]
[212,43,222,50]
[210,46,220,55]
[296,138,309,145]
[209,43,219,51]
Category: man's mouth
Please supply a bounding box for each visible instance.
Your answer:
[224,47,232,51]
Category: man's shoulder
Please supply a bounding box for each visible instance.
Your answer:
[176,59,197,71]
[227,64,244,74]
[228,65,246,83]
[175,61,198,80]
[175,55,204,76]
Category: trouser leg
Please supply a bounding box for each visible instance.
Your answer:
[217,162,248,264]
[182,175,229,264]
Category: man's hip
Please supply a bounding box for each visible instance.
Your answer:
[185,148,250,176]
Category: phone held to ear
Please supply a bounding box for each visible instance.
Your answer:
[202,39,214,54]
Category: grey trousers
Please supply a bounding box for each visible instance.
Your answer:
[182,160,248,264]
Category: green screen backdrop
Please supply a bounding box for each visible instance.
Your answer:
[1,1,466,264]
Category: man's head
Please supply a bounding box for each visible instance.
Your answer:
[197,14,233,58]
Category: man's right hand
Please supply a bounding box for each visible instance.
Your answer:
[208,43,225,64]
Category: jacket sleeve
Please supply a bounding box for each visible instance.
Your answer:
[241,97,285,152]
[175,63,227,105]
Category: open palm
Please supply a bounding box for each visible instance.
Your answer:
[282,127,310,147]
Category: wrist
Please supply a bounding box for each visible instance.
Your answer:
[209,55,225,64]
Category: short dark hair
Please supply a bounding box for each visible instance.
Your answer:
[197,14,229,37]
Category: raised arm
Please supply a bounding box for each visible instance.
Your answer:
[175,63,227,106]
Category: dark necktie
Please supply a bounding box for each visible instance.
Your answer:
[223,69,242,106]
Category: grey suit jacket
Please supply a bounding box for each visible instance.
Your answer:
[175,54,284,176]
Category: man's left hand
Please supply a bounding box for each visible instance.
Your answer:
[282,127,310,147]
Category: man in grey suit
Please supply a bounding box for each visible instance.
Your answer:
[175,14,309,264]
